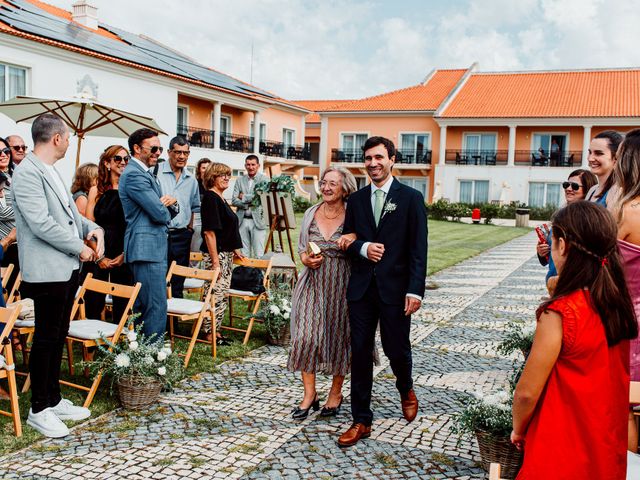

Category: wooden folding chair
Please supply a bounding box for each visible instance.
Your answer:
[183,252,206,299]
[0,304,23,436]
[7,274,33,366]
[6,271,21,304]
[225,257,272,345]
[59,274,140,408]
[1,263,13,302]
[166,261,219,366]
[489,463,505,480]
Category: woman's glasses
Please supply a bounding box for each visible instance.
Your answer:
[112,155,130,164]
[562,181,582,191]
[0,148,10,156]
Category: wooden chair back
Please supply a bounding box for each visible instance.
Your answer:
[0,304,23,436]
[6,272,21,304]
[190,252,204,262]
[1,263,14,290]
[0,304,21,344]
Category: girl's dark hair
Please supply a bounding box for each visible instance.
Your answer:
[196,157,212,181]
[537,201,637,346]
[612,129,640,221]
[568,168,597,197]
[593,130,624,200]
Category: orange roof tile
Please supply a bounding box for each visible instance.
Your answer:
[440,69,640,118]
[322,69,467,112]
[293,99,353,122]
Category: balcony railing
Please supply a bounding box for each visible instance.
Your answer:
[220,132,254,153]
[259,141,311,161]
[331,148,363,163]
[445,150,508,165]
[177,124,215,149]
[515,150,582,167]
[396,148,432,164]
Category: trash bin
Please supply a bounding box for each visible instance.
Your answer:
[471,208,481,224]
[515,208,530,228]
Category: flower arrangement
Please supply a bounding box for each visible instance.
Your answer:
[84,318,184,390]
[452,390,513,439]
[248,285,292,344]
[251,175,295,208]
[497,322,536,357]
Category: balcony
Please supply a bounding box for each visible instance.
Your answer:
[220,132,254,153]
[176,125,215,149]
[515,150,582,167]
[331,148,363,163]
[396,148,431,164]
[445,150,508,165]
[259,141,311,161]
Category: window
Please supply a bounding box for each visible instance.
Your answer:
[463,134,496,154]
[250,122,267,143]
[532,134,566,157]
[398,177,428,199]
[219,115,231,135]
[459,180,489,203]
[176,106,187,134]
[341,133,368,154]
[0,64,26,101]
[282,128,295,148]
[399,133,430,159]
[528,182,562,207]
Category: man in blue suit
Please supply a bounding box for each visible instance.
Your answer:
[119,128,177,341]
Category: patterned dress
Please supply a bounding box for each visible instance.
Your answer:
[287,218,351,376]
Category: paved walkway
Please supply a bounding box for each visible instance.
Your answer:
[0,233,544,480]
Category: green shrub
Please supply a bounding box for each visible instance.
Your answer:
[292,196,314,213]
[428,199,449,221]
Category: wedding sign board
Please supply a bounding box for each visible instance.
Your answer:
[260,192,296,230]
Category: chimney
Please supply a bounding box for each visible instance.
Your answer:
[71,1,98,30]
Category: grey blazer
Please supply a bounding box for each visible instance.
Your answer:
[231,172,269,230]
[11,153,99,283]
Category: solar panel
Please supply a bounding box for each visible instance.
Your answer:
[1,0,276,99]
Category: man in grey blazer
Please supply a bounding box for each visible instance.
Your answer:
[119,128,177,341]
[232,154,269,257]
[12,113,104,438]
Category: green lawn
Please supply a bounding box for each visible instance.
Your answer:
[0,214,530,453]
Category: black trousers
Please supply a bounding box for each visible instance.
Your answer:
[168,228,193,298]
[22,270,80,414]
[1,243,20,293]
[84,263,134,322]
[348,278,413,426]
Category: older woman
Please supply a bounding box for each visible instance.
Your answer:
[85,145,133,321]
[200,162,244,345]
[288,167,358,419]
[71,162,98,218]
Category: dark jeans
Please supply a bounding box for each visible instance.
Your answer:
[168,228,193,298]
[84,263,134,322]
[348,278,413,426]
[22,270,80,414]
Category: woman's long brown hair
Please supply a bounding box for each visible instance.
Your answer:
[97,145,127,198]
[537,201,638,346]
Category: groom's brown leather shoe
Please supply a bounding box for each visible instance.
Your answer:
[401,389,418,422]
[337,423,371,447]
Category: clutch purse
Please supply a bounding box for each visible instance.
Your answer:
[307,241,322,257]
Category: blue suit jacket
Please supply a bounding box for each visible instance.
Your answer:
[119,159,171,263]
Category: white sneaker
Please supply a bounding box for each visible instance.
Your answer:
[51,398,91,421]
[27,408,69,438]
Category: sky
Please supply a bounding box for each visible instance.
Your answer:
[46,0,640,101]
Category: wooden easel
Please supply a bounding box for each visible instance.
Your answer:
[263,189,295,262]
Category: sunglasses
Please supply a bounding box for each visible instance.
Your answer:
[139,145,163,155]
[10,145,27,152]
[0,148,10,156]
[112,155,130,164]
[562,181,582,191]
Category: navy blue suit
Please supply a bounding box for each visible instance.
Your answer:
[343,178,428,426]
[119,159,171,341]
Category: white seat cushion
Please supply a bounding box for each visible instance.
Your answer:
[14,319,34,328]
[68,319,118,340]
[183,278,205,289]
[227,288,258,297]
[167,298,206,315]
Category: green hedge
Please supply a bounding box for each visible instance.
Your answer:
[428,200,555,224]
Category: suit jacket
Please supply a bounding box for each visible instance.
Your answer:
[119,159,171,263]
[11,153,99,283]
[231,172,269,230]
[344,178,428,305]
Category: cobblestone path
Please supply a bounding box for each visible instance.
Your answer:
[0,232,544,479]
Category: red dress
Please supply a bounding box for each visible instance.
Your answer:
[517,290,629,480]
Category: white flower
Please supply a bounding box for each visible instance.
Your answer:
[142,356,154,365]
[269,305,281,315]
[161,346,172,356]
[281,299,289,306]
[383,202,397,213]
[157,351,167,361]
[126,331,137,342]
[283,305,291,313]
[284,312,290,320]
[128,341,139,351]
[158,366,166,376]
[522,324,536,338]
[483,391,511,410]
[115,353,130,368]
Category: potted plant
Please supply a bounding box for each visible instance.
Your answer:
[249,286,292,346]
[497,322,536,358]
[84,319,184,410]
[452,390,523,479]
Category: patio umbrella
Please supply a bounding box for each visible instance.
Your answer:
[0,94,166,167]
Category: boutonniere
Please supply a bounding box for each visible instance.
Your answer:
[381,201,397,220]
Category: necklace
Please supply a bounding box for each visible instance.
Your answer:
[323,203,344,220]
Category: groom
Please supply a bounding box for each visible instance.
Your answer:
[337,136,427,447]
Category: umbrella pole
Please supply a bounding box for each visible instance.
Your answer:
[75,134,83,169]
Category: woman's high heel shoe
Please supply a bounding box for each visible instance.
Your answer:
[291,395,320,420]
[319,395,343,417]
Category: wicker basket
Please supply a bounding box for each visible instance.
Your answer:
[266,325,290,347]
[475,430,523,479]
[117,375,162,410]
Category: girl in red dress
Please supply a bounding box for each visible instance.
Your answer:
[512,201,638,479]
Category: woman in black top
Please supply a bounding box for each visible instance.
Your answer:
[85,145,134,322]
[201,162,244,344]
